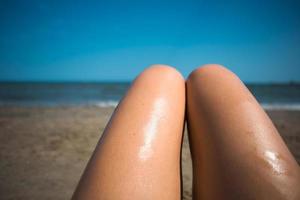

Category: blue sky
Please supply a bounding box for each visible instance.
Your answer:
[0,0,300,82]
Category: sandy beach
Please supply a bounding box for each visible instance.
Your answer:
[0,106,299,200]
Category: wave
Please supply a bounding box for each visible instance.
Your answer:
[94,100,119,107]
[261,103,300,111]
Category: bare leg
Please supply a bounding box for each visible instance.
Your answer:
[186,64,300,200]
[72,65,185,200]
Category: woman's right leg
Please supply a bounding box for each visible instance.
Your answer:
[72,65,185,200]
[186,64,300,200]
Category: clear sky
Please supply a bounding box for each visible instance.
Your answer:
[0,0,300,82]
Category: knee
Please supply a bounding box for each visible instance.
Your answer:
[138,64,184,84]
[187,64,239,85]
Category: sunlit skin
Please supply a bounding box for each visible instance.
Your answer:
[72,64,300,200]
[187,64,300,200]
[72,65,185,200]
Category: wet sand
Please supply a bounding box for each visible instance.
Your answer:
[0,106,299,200]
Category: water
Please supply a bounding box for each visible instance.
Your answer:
[0,82,129,107]
[0,82,299,110]
[247,84,300,110]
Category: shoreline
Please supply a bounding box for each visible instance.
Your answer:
[1,102,300,110]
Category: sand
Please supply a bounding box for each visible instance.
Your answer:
[0,106,299,200]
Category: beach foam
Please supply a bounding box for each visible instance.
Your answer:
[95,100,119,107]
[261,103,300,111]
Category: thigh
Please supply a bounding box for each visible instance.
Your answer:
[72,65,185,200]
[186,64,300,200]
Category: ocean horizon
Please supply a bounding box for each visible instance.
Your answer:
[0,81,299,110]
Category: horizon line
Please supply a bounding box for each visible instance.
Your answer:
[0,80,299,85]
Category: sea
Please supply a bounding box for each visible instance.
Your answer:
[0,82,299,110]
